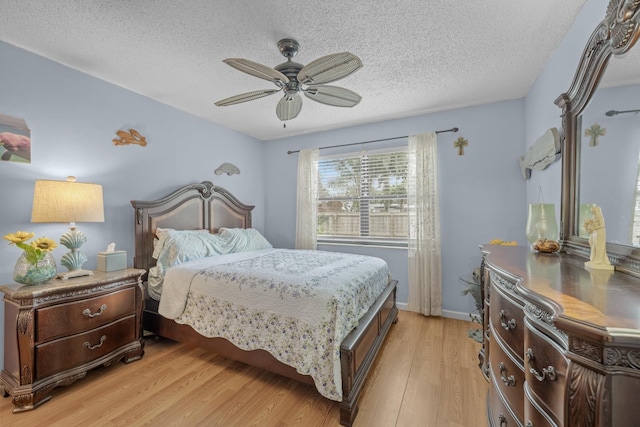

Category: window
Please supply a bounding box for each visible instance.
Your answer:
[317,147,408,247]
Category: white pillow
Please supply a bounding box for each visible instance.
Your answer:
[218,228,273,252]
[152,228,208,259]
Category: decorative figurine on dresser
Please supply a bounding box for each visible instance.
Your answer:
[479,2,640,426]
[0,269,145,412]
[582,205,613,270]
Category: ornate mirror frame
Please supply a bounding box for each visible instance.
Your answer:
[556,0,640,275]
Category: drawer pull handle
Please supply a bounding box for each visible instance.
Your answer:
[498,362,516,386]
[526,422,533,427]
[526,348,557,382]
[498,414,507,426]
[499,309,516,331]
[83,304,107,318]
[83,335,106,350]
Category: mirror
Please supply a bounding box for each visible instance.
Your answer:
[557,0,640,275]
[579,48,640,246]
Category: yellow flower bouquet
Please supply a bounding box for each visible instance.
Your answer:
[4,231,58,285]
[489,239,517,246]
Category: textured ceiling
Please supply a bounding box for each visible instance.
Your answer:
[0,1,589,141]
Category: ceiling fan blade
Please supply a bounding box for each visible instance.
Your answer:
[223,58,289,85]
[304,85,362,107]
[297,52,363,85]
[215,89,280,106]
[276,92,303,121]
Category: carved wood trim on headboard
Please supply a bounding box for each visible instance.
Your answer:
[130,181,254,276]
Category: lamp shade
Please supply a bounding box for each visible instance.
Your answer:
[31,178,105,223]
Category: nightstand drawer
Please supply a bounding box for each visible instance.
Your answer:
[36,287,136,342]
[35,315,136,380]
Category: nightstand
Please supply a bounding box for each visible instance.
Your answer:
[0,268,145,412]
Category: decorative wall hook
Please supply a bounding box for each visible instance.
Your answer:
[214,162,240,176]
[453,136,468,156]
[585,123,606,146]
[113,129,147,146]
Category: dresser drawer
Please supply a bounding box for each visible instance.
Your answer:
[490,332,524,422]
[35,315,136,380]
[488,379,519,427]
[36,287,136,342]
[524,319,567,426]
[525,383,557,427]
[490,275,525,361]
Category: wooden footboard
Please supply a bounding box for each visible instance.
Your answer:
[142,279,398,427]
[340,279,398,426]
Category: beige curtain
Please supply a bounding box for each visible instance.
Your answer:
[407,132,442,316]
[295,148,319,249]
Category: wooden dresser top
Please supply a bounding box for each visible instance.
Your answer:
[482,245,640,339]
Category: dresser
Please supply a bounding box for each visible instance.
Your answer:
[480,245,640,427]
[0,268,145,412]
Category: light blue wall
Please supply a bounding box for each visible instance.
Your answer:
[0,0,606,370]
[524,0,601,211]
[0,41,265,369]
[263,100,527,316]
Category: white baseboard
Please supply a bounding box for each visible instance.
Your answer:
[396,303,473,322]
[441,310,474,321]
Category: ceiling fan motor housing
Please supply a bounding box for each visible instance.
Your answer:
[275,61,303,80]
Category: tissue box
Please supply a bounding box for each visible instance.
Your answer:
[97,251,127,272]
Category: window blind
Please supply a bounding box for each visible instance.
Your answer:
[317,147,408,246]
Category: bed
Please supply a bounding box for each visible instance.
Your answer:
[131,181,398,426]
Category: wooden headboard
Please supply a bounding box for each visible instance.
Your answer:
[130,181,254,275]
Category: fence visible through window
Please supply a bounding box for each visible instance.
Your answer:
[317,147,408,246]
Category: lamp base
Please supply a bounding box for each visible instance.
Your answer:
[57,269,94,280]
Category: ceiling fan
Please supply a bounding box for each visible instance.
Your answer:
[215,39,363,122]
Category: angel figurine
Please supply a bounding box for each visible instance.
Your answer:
[583,205,613,270]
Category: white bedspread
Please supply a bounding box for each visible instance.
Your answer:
[158,248,390,401]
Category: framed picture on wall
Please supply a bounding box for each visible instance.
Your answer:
[0,114,31,163]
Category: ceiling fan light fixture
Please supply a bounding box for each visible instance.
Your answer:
[284,89,298,101]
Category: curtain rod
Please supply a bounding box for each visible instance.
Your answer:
[286,127,459,155]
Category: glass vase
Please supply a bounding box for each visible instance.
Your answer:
[13,251,57,285]
[525,203,559,244]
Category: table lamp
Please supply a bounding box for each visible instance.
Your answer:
[31,176,105,280]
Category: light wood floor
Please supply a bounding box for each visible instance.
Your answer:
[0,312,488,427]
